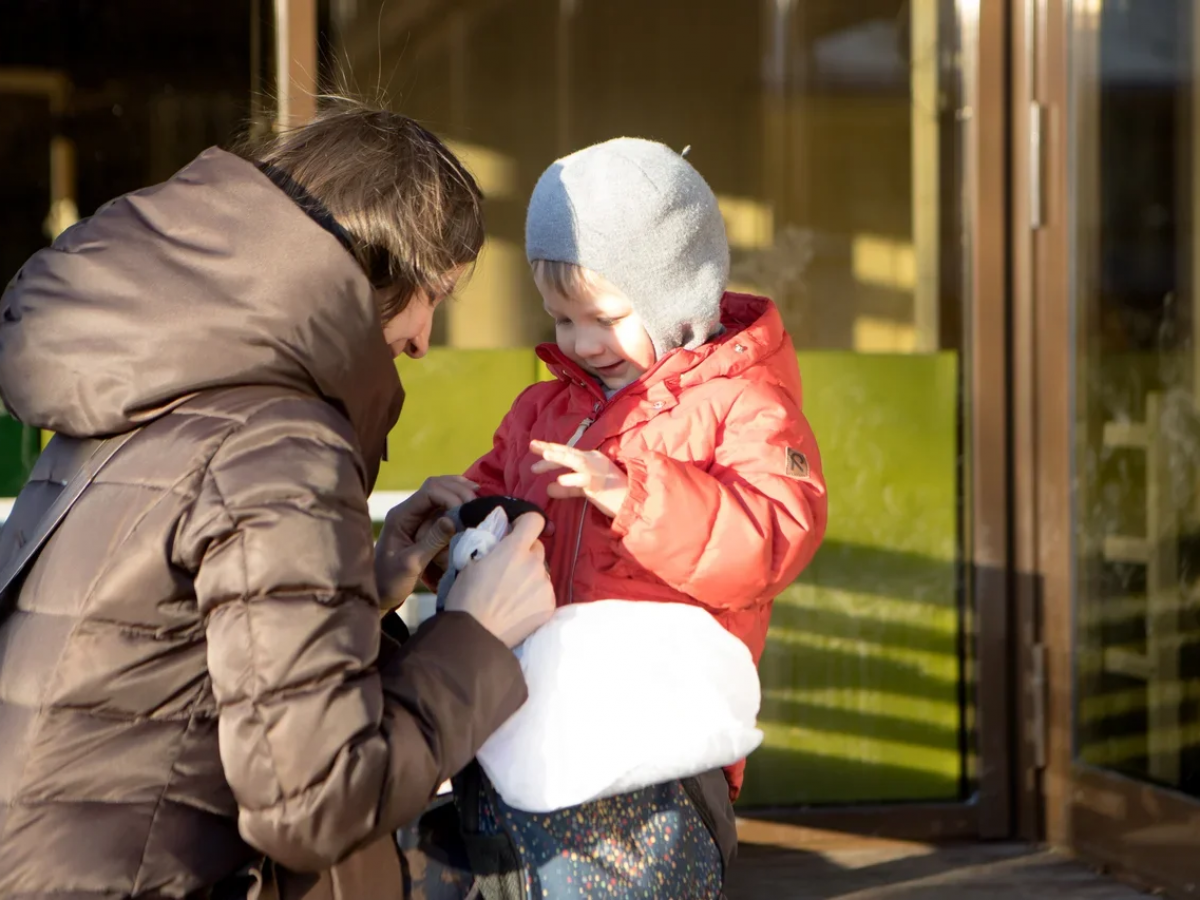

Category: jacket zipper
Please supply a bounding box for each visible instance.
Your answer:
[565,401,602,604]
[565,418,592,448]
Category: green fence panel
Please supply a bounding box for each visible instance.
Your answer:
[375,349,544,491]
[0,409,40,496]
[739,352,961,806]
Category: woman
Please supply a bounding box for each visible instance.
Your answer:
[0,103,554,898]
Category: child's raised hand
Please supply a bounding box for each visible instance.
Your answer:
[530,440,628,519]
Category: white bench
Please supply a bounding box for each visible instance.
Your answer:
[0,490,414,527]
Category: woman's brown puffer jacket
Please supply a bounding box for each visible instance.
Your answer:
[0,148,526,898]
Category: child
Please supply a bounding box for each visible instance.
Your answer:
[448,138,828,898]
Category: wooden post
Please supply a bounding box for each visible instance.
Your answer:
[0,68,76,240]
[274,0,318,129]
[1191,0,1200,527]
[911,0,941,352]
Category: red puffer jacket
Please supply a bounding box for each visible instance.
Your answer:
[466,293,828,798]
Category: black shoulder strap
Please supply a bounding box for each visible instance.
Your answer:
[0,430,138,608]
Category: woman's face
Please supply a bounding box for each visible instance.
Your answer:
[379,267,466,359]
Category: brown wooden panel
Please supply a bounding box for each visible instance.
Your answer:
[968,0,1016,841]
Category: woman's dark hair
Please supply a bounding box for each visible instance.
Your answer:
[235,98,484,321]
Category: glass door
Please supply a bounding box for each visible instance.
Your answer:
[1031,0,1200,889]
[1071,0,1200,800]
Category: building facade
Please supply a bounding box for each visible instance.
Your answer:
[1,0,1198,893]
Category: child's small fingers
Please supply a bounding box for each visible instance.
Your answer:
[536,454,586,475]
[546,482,585,500]
[530,458,565,475]
[531,440,580,466]
[556,472,591,489]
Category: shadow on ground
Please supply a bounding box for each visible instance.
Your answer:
[725,834,1149,899]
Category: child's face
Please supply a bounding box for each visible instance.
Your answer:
[534,267,657,391]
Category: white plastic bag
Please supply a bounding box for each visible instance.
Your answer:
[477,599,764,813]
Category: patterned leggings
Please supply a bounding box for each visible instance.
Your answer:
[476,779,723,900]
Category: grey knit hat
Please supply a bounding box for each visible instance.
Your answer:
[525,137,730,357]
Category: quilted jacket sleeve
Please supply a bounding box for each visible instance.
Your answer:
[611,380,827,610]
[183,398,527,872]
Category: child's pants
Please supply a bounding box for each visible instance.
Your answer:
[400,769,725,899]
[475,775,723,899]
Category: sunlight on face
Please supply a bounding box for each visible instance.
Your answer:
[533,264,656,391]
[379,266,467,359]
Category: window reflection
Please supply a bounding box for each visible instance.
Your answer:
[0,0,253,491]
[1073,0,1200,795]
[330,0,965,353]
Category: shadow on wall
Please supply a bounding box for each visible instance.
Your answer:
[742,538,961,807]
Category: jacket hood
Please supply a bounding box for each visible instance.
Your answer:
[537,293,797,400]
[0,147,403,486]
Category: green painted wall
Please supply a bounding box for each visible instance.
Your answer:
[0,410,41,496]
[741,353,960,805]
[376,350,544,491]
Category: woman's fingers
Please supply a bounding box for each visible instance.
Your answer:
[416,519,451,574]
[425,483,476,509]
[444,515,555,647]
[507,512,548,548]
[421,475,478,508]
[380,475,476,553]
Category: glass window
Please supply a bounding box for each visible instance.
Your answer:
[0,0,254,489]
[1072,0,1200,795]
[330,0,965,354]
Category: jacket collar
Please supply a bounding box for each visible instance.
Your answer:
[536,293,789,404]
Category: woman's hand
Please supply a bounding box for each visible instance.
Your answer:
[375,475,478,611]
[445,512,556,647]
[530,440,629,519]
